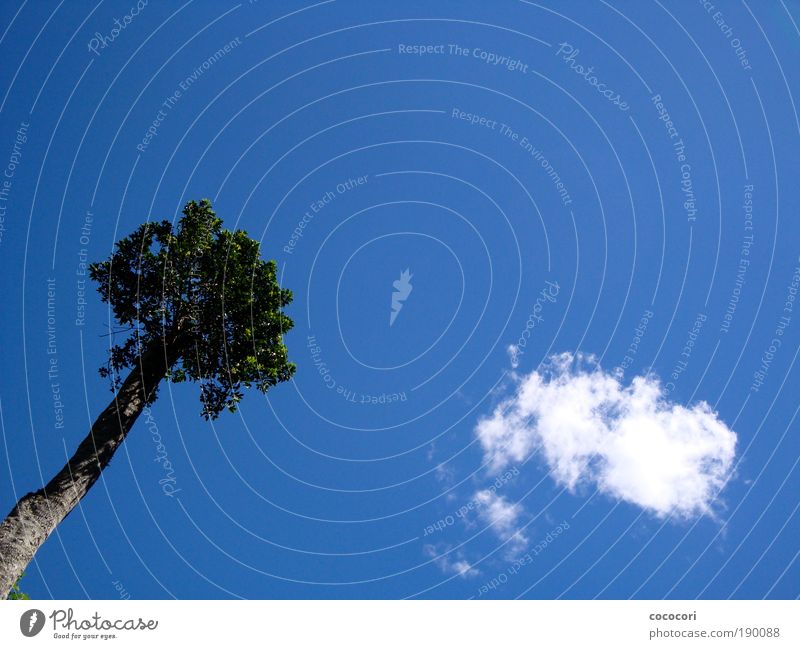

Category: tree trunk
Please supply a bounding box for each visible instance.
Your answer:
[0,341,175,598]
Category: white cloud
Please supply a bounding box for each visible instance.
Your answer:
[424,544,478,578]
[476,352,737,519]
[474,490,528,550]
[507,344,520,369]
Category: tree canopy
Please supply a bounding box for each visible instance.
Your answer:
[88,199,295,418]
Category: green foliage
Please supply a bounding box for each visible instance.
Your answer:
[7,575,30,599]
[89,199,295,418]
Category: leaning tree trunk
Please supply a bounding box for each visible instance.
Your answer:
[0,341,176,598]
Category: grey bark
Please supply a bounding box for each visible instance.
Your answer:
[0,341,176,598]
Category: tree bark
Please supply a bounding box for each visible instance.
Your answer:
[0,340,175,598]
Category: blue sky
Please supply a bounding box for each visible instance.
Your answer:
[0,0,798,599]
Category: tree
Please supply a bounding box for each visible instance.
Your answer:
[0,199,295,597]
[7,575,30,600]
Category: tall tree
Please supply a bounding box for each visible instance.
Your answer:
[0,199,295,598]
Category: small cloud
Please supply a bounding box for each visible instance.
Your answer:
[507,344,520,369]
[424,544,479,579]
[474,489,528,552]
[434,463,456,484]
[475,352,737,519]
[427,443,456,484]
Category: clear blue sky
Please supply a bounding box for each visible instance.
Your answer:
[0,0,798,599]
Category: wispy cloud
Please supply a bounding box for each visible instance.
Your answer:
[424,544,479,578]
[476,352,737,519]
[474,489,528,552]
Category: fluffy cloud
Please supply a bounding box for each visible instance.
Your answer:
[474,490,528,551]
[476,353,737,519]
